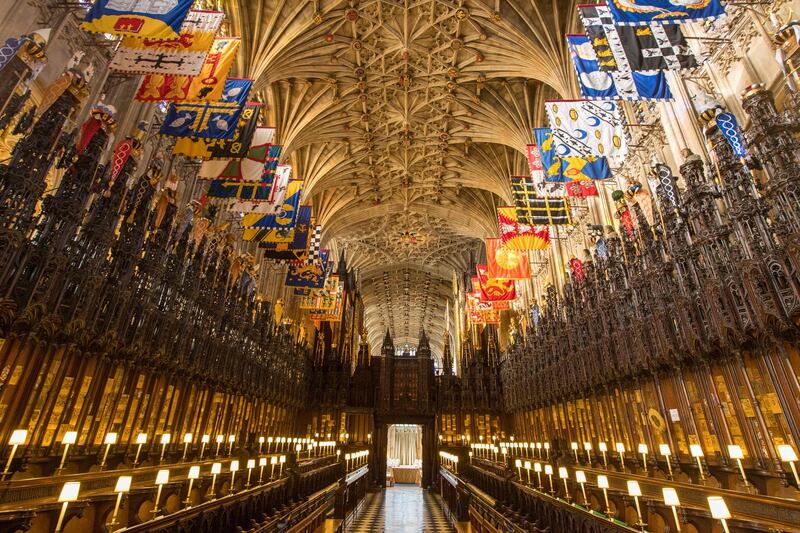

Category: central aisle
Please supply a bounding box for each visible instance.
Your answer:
[348,486,454,532]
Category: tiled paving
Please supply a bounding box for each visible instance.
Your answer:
[347,485,454,532]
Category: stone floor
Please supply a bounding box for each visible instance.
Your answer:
[346,485,455,532]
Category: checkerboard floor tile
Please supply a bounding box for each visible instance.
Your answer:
[348,486,454,532]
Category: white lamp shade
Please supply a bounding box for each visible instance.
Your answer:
[58,482,81,502]
[597,475,609,489]
[270,457,278,465]
[615,442,625,453]
[155,470,169,485]
[104,432,118,445]
[515,459,522,467]
[247,459,255,469]
[136,433,147,444]
[211,463,222,474]
[707,496,731,519]
[534,462,542,472]
[259,458,267,466]
[584,442,592,451]
[62,431,78,445]
[728,445,744,459]
[279,456,286,463]
[598,442,608,452]
[160,434,171,444]
[544,443,550,449]
[188,466,200,479]
[183,433,193,444]
[777,444,799,462]
[627,480,642,497]
[638,443,648,454]
[230,460,239,472]
[690,444,704,457]
[659,444,671,456]
[9,430,27,445]
[575,470,587,483]
[115,476,132,493]
[259,437,265,443]
[524,461,531,469]
[558,466,569,479]
[201,435,210,444]
[228,435,235,443]
[544,465,553,475]
[662,487,680,507]
[571,442,578,450]
[216,435,224,443]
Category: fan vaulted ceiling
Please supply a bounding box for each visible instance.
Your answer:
[227,0,579,358]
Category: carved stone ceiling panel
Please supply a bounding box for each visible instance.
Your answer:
[229,0,577,352]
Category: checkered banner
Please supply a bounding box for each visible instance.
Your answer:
[579,4,697,72]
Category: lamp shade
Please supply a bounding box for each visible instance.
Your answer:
[627,480,642,497]
[247,459,255,469]
[534,462,542,472]
[662,487,680,507]
[659,444,671,456]
[201,435,210,444]
[211,462,222,474]
[259,458,267,466]
[155,470,169,485]
[259,437,265,444]
[597,475,609,489]
[615,442,625,453]
[575,470,587,483]
[188,466,200,479]
[524,461,531,469]
[136,433,147,444]
[690,444,704,457]
[778,444,798,462]
[104,432,118,445]
[638,443,648,454]
[515,459,522,467]
[728,445,744,460]
[228,435,235,443]
[280,456,286,463]
[183,433,193,444]
[270,457,278,465]
[571,442,578,450]
[62,431,77,445]
[544,465,553,475]
[558,466,569,479]
[9,430,27,445]
[58,482,81,502]
[115,476,132,493]
[584,442,592,451]
[216,435,224,443]
[598,442,608,452]
[160,433,171,444]
[230,460,239,472]
[707,496,731,519]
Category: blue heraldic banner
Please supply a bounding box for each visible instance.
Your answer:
[567,35,671,101]
[285,250,331,289]
[207,181,272,201]
[607,0,725,25]
[534,127,612,181]
[0,38,23,72]
[249,180,303,229]
[260,206,313,255]
[81,0,195,40]
[160,78,252,140]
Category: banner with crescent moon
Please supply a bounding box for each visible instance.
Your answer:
[545,99,628,164]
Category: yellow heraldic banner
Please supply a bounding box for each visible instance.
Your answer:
[81,0,195,40]
[135,37,240,102]
[109,10,224,76]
